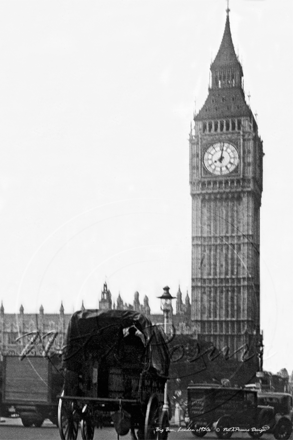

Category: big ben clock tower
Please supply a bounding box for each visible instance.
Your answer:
[189,8,263,358]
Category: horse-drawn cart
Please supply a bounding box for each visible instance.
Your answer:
[58,310,171,440]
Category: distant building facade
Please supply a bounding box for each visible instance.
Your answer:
[0,283,192,356]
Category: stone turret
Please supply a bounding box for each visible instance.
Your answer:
[116,293,123,310]
[143,296,150,317]
[99,282,112,310]
[133,291,140,312]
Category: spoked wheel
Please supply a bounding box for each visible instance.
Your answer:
[58,391,79,440]
[81,405,95,440]
[144,394,160,440]
[215,416,233,439]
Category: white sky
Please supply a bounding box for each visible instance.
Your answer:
[0,0,292,373]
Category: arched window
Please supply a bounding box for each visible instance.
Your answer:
[29,320,35,333]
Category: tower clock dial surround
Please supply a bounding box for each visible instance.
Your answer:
[203,142,239,175]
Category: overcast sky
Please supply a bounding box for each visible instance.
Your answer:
[0,0,292,373]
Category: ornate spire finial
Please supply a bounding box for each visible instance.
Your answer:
[226,0,230,14]
[60,301,64,314]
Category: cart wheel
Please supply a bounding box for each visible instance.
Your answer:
[274,418,292,440]
[144,394,160,440]
[158,409,169,440]
[58,391,79,440]
[215,416,233,439]
[81,418,95,440]
[81,405,95,440]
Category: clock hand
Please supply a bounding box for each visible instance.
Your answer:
[219,144,224,163]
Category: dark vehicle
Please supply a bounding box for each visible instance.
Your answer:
[2,353,63,427]
[187,384,274,439]
[257,392,293,440]
[58,309,171,440]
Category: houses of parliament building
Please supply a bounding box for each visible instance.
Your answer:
[0,283,191,356]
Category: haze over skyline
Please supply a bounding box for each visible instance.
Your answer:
[0,1,292,373]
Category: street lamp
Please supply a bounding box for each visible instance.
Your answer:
[157,286,175,424]
[158,286,175,334]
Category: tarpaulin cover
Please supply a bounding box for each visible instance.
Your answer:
[62,309,170,377]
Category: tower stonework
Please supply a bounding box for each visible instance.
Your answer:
[189,10,263,357]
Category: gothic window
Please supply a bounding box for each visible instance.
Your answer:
[203,122,207,132]
[213,291,217,319]
[231,119,236,130]
[215,73,219,87]
[29,320,35,333]
[220,120,224,131]
[8,332,17,344]
[225,292,230,318]
[207,247,211,277]
[237,245,242,276]
[231,73,235,86]
[214,121,218,131]
[237,119,242,130]
[224,246,229,277]
[226,71,229,86]
[208,121,213,132]
[207,288,211,318]
[231,244,237,276]
[225,120,230,131]
[220,322,223,333]
[237,322,241,334]
[231,290,235,318]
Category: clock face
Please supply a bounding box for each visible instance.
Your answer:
[203,142,239,175]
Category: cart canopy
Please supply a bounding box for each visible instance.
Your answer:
[62,309,170,377]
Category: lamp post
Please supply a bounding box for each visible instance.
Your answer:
[157,286,175,426]
[158,286,175,335]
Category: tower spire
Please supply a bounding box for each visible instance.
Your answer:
[226,0,230,15]
[211,9,240,71]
